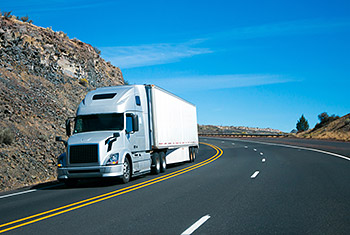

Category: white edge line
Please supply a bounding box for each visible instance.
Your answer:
[181,215,211,235]
[251,171,260,178]
[0,183,64,199]
[228,139,350,161]
[0,189,37,199]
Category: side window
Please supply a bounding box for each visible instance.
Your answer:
[126,116,133,133]
[135,96,141,106]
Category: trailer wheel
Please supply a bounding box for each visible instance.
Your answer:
[120,157,131,184]
[189,148,194,162]
[151,152,161,174]
[160,152,166,172]
[192,148,196,161]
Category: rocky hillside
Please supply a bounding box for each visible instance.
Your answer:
[0,16,124,192]
[198,124,283,135]
[296,113,350,141]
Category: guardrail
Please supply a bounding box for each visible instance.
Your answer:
[199,133,288,138]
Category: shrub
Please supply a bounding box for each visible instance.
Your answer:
[0,128,14,145]
[3,11,12,18]
[314,112,340,129]
[20,16,29,22]
[79,78,88,86]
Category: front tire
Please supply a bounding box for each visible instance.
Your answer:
[151,152,161,175]
[120,157,131,184]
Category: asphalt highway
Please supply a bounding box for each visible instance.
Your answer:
[0,137,349,234]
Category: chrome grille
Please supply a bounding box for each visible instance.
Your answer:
[69,145,98,164]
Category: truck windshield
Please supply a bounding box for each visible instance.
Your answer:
[74,113,124,134]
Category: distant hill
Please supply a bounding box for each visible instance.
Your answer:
[296,113,350,141]
[0,15,124,191]
[198,124,283,135]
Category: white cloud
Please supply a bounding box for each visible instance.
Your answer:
[132,74,295,92]
[212,19,350,40]
[101,41,211,69]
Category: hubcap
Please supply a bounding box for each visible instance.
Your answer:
[123,161,130,179]
[162,157,166,168]
[156,158,160,170]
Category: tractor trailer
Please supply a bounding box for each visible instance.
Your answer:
[56,84,199,185]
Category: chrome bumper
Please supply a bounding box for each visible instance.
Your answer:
[58,165,123,179]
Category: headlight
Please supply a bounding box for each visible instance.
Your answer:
[106,153,119,165]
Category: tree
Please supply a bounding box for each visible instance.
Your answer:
[296,115,309,132]
[318,112,329,124]
[314,112,339,129]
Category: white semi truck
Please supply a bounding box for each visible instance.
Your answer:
[55,85,198,185]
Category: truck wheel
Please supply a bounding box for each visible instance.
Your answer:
[120,158,131,184]
[189,148,194,162]
[151,153,160,175]
[192,148,196,161]
[160,152,166,172]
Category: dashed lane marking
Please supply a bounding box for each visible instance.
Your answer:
[181,215,211,235]
[231,139,350,161]
[250,171,260,179]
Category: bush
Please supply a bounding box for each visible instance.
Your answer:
[79,78,88,87]
[3,11,12,18]
[314,112,339,129]
[20,16,29,22]
[0,128,14,145]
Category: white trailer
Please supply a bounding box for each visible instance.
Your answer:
[56,85,198,185]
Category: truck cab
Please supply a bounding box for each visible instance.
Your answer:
[57,85,151,184]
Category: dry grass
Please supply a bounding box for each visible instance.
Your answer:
[296,113,350,141]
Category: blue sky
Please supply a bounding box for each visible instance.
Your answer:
[3,0,350,131]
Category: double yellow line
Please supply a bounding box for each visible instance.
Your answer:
[0,142,223,233]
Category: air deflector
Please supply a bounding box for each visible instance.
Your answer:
[93,93,117,100]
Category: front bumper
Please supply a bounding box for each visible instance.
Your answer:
[57,165,123,179]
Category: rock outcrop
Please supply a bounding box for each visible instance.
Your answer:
[0,16,124,192]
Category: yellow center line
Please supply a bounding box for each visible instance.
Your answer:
[0,142,217,229]
[0,142,223,233]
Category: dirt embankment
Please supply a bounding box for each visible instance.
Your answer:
[294,113,350,142]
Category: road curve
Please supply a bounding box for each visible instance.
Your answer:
[1,138,349,234]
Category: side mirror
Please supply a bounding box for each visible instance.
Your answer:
[132,114,139,132]
[55,136,67,147]
[65,119,71,137]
